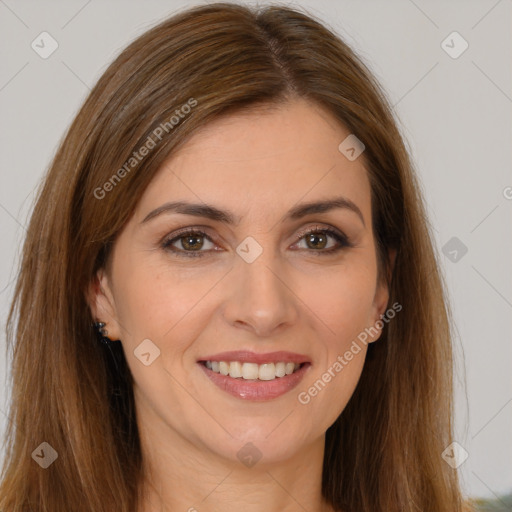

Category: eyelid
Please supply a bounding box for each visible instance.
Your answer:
[293,224,348,243]
[161,223,352,257]
[161,226,219,254]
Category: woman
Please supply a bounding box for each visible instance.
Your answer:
[0,2,475,511]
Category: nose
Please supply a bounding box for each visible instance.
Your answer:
[221,245,299,337]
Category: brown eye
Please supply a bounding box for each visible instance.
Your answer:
[304,232,329,250]
[180,234,205,251]
[162,229,216,257]
[294,226,350,253]
[162,225,352,259]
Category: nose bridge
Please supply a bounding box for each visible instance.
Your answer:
[223,237,298,335]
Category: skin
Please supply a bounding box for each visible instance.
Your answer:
[89,98,395,512]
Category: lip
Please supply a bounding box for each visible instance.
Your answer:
[198,360,312,401]
[198,350,311,365]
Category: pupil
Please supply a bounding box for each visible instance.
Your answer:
[308,233,326,249]
[183,235,202,250]
[180,233,329,251]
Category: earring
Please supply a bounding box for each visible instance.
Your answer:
[94,321,111,344]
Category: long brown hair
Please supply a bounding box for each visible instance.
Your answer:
[0,3,473,511]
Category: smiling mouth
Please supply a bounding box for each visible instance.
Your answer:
[199,360,308,381]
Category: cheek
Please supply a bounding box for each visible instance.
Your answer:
[294,259,376,397]
[111,254,225,350]
[298,259,378,342]
[296,270,373,429]
[113,250,377,348]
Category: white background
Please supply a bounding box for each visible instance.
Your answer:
[0,0,511,502]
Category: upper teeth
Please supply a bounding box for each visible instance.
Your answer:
[205,361,301,380]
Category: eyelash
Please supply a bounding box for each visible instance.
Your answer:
[161,225,352,258]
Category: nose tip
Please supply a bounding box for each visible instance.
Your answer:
[222,251,299,337]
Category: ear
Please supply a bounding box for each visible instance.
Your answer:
[367,247,397,343]
[86,268,122,341]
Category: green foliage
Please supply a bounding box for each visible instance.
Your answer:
[473,493,512,511]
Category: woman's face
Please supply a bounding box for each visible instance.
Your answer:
[91,98,391,466]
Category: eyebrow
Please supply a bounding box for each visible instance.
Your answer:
[141,196,365,227]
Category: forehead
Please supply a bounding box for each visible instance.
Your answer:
[136,99,372,224]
